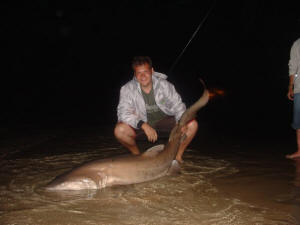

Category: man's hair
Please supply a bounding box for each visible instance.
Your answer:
[131,56,152,69]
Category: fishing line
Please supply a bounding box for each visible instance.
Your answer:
[168,0,217,74]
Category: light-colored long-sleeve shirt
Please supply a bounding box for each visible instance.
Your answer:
[289,38,300,93]
[117,72,186,129]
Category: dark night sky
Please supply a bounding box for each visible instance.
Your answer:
[1,1,299,136]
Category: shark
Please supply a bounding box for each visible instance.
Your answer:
[45,89,209,190]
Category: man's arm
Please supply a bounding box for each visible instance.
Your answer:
[141,122,158,143]
[163,81,186,122]
[288,75,295,101]
[117,86,140,128]
[288,40,299,101]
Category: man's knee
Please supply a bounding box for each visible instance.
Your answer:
[187,120,198,134]
[114,122,135,139]
[114,123,126,138]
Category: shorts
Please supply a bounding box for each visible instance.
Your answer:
[292,93,300,129]
[135,116,176,140]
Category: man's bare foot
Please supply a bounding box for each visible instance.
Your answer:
[176,157,184,164]
[286,152,300,159]
[129,147,140,155]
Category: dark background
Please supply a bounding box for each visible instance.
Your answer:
[1,1,299,142]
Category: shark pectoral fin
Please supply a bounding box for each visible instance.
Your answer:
[142,144,165,157]
[95,170,110,189]
[167,160,181,175]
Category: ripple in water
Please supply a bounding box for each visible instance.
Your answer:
[0,135,297,225]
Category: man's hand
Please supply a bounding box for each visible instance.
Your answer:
[288,75,295,101]
[141,123,158,143]
[181,125,187,134]
[288,86,294,101]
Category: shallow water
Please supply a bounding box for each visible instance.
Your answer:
[0,126,299,225]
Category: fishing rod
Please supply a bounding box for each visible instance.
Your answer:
[168,0,217,74]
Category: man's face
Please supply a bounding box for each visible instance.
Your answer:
[134,63,153,89]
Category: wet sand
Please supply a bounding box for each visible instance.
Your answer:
[0,122,299,225]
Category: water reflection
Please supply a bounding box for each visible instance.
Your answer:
[290,158,300,223]
[0,131,298,224]
[294,158,300,187]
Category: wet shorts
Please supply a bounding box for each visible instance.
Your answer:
[135,116,176,140]
[292,93,300,129]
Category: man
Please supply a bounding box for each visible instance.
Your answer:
[114,56,198,163]
[286,38,300,159]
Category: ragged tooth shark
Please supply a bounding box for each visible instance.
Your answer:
[45,89,209,191]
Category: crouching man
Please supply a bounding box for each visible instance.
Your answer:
[114,56,198,163]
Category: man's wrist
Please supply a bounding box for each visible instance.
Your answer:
[137,120,145,129]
